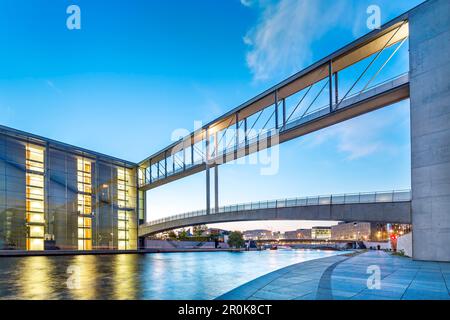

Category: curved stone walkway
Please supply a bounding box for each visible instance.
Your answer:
[216,251,450,300]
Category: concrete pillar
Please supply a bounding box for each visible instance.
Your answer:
[409,0,450,261]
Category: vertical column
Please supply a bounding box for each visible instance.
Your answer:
[205,128,210,215]
[164,151,167,178]
[183,144,186,171]
[244,118,248,146]
[191,141,194,165]
[214,131,219,213]
[409,0,450,262]
[149,159,152,184]
[274,91,279,129]
[328,61,333,112]
[282,99,286,127]
[235,113,239,153]
[334,72,339,107]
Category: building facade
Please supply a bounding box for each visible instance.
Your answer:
[284,229,312,239]
[243,229,272,240]
[311,227,331,240]
[331,222,412,241]
[0,126,140,251]
[331,222,372,241]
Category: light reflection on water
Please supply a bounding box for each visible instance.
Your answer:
[0,250,345,300]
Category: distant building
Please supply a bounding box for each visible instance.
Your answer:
[272,231,282,240]
[311,227,331,240]
[331,222,371,241]
[284,229,312,239]
[331,222,412,241]
[200,228,228,237]
[243,229,272,240]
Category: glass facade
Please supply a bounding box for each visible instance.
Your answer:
[0,128,139,251]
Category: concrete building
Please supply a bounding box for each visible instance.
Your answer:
[331,222,371,241]
[243,229,272,240]
[284,229,312,239]
[409,0,450,262]
[331,222,412,241]
[311,227,331,240]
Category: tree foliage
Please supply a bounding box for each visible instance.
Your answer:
[228,231,245,248]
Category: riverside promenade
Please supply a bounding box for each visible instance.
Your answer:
[217,251,450,300]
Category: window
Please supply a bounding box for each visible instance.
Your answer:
[77,158,93,250]
[29,225,44,238]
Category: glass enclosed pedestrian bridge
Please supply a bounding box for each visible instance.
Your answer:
[138,18,410,191]
[142,190,411,228]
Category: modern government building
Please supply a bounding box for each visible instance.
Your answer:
[0,125,144,251]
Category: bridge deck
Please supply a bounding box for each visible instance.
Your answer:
[138,17,410,190]
[139,190,412,236]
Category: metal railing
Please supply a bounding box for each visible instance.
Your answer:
[142,189,411,227]
[138,73,410,188]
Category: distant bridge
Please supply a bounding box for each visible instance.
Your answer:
[138,190,411,236]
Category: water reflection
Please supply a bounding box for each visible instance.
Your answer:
[113,254,138,300]
[69,255,98,300]
[0,250,346,300]
[19,256,55,300]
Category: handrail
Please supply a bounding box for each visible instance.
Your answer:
[138,73,410,188]
[142,189,411,227]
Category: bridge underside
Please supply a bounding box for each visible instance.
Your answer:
[139,201,411,237]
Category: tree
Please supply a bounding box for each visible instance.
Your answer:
[177,229,189,240]
[228,231,245,249]
[193,225,208,237]
[167,231,177,240]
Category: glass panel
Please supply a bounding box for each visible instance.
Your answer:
[29,225,44,237]
[28,238,44,251]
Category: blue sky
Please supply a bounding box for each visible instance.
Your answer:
[0,0,423,231]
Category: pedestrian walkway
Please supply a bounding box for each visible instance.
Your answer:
[216,251,450,300]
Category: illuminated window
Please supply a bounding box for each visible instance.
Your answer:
[28,213,44,223]
[29,225,44,238]
[26,145,45,173]
[118,240,128,250]
[118,220,126,230]
[77,158,93,251]
[27,173,44,188]
[117,168,133,250]
[78,239,92,251]
[25,144,46,251]
[27,199,44,212]
[28,238,44,251]
[26,186,44,200]
[118,231,127,240]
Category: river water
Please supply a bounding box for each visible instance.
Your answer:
[0,249,346,300]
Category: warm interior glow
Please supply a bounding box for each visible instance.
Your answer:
[27,238,44,251]
[26,144,46,251]
[117,167,133,250]
[77,158,93,251]
[29,225,44,238]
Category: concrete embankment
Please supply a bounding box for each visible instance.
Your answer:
[217,250,450,300]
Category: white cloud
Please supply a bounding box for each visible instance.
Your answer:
[243,0,347,81]
[240,0,253,7]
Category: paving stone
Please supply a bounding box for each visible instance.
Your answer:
[217,251,450,301]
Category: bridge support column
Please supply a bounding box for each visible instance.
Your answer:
[410,0,450,262]
[206,128,211,215]
[206,167,210,215]
[214,166,219,213]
